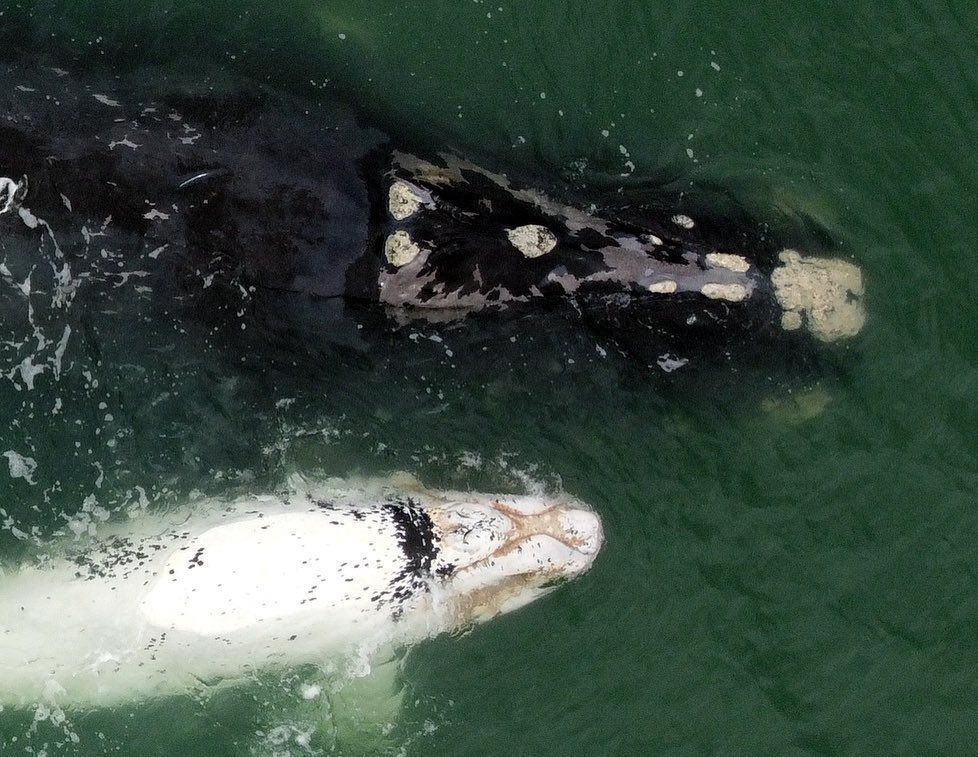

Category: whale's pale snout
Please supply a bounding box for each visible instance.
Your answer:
[489,497,604,570]
[430,494,603,624]
[556,507,603,558]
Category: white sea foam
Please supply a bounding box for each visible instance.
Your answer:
[3,450,38,484]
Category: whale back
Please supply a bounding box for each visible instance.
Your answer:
[0,480,603,708]
[0,491,444,706]
[140,503,422,636]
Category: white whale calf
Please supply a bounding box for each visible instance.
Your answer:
[0,477,603,707]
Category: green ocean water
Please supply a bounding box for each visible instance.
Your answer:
[1,1,978,754]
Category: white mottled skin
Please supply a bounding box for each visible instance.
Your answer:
[0,478,602,707]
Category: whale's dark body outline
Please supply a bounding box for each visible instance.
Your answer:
[0,59,863,372]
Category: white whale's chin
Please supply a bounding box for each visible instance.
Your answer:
[0,478,603,708]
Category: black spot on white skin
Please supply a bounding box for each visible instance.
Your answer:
[365,498,443,618]
[384,498,437,576]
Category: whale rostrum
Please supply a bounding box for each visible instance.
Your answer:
[0,477,603,707]
[0,61,865,369]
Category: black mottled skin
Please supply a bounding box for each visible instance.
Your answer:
[0,63,383,299]
[0,58,833,369]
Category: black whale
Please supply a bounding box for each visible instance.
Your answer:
[0,61,865,370]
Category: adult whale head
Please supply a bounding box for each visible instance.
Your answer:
[0,477,603,708]
[356,152,867,374]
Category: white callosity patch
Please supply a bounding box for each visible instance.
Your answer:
[705,252,751,273]
[507,224,557,258]
[771,249,866,342]
[387,180,431,221]
[0,478,603,707]
[388,152,759,310]
[700,282,749,302]
[647,280,678,294]
[384,230,426,267]
[781,310,803,330]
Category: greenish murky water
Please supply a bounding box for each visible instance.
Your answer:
[2,1,978,753]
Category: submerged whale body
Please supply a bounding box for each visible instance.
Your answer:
[0,60,865,369]
[0,478,603,707]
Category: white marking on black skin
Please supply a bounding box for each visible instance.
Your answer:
[92,93,122,107]
[394,152,615,237]
[781,311,803,330]
[771,249,865,341]
[17,206,39,228]
[108,136,141,151]
[177,168,230,190]
[6,177,65,259]
[648,280,678,294]
[177,171,211,189]
[388,180,431,221]
[507,224,557,258]
[389,151,778,314]
[700,282,749,302]
[705,252,750,273]
[657,354,689,372]
[385,230,426,267]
